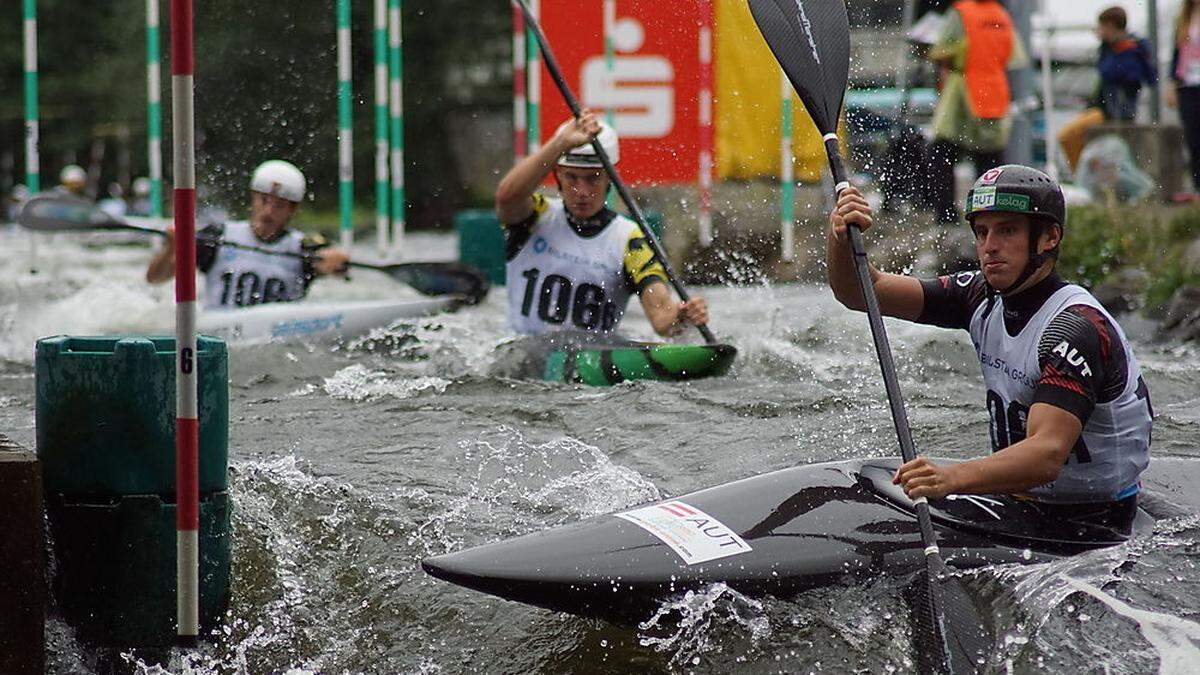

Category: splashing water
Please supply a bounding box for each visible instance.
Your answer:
[637,583,772,670]
[409,426,661,557]
[1061,576,1200,675]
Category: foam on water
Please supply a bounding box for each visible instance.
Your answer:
[322,364,451,402]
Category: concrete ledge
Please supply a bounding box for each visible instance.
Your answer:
[1085,123,1187,198]
[0,433,45,675]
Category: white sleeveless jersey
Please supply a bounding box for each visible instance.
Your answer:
[506,199,638,335]
[204,221,308,309]
[968,284,1151,503]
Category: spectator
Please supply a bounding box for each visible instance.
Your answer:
[1058,7,1157,172]
[926,0,1028,224]
[1169,0,1200,198]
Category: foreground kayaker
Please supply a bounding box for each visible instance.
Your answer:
[493,112,708,337]
[145,159,350,308]
[828,165,1152,531]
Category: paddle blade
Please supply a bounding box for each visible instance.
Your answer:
[381,261,490,305]
[906,561,992,674]
[747,0,850,135]
[18,195,127,232]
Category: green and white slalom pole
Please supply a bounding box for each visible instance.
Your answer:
[388,0,405,256]
[147,0,163,218]
[779,69,795,262]
[337,0,354,249]
[170,0,200,646]
[603,0,616,209]
[374,0,390,253]
[525,0,541,153]
[23,0,39,272]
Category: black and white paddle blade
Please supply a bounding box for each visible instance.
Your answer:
[747,0,850,135]
[382,261,490,305]
[18,195,129,232]
[907,559,991,674]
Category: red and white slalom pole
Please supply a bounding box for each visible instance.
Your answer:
[697,0,714,247]
[170,0,200,646]
[512,1,527,161]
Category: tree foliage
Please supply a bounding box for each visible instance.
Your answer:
[1,0,510,228]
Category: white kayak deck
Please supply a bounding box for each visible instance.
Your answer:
[198,296,460,344]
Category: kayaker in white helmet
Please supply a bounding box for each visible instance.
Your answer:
[826,165,1152,534]
[146,159,350,308]
[493,110,708,337]
[56,164,88,198]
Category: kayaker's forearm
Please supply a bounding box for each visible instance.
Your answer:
[826,229,876,311]
[145,247,175,283]
[948,438,1069,496]
[494,138,569,223]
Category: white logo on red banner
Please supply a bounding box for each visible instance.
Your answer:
[581,16,674,138]
[615,500,751,565]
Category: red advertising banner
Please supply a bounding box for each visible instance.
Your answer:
[538,1,700,185]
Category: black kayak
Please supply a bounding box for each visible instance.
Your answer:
[490,330,736,386]
[422,457,1153,623]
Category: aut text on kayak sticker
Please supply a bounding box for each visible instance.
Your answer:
[615,501,751,565]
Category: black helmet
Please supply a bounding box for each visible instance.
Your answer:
[964,165,1066,295]
[964,165,1065,227]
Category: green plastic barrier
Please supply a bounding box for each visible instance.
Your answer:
[35,335,228,497]
[456,207,665,288]
[48,492,232,647]
[456,209,506,286]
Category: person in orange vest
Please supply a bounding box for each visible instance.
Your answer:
[926,0,1028,225]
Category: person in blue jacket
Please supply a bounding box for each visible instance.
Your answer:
[1094,6,1157,121]
[1058,6,1158,171]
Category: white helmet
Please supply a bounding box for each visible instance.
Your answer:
[60,164,86,186]
[132,176,152,197]
[250,159,306,202]
[556,120,619,168]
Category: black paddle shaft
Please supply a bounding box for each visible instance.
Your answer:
[823,89,986,675]
[512,0,716,345]
[826,136,945,538]
[746,0,985,668]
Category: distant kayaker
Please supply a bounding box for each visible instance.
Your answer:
[55,164,89,199]
[827,165,1152,530]
[145,159,350,308]
[493,111,708,336]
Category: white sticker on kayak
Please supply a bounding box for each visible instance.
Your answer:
[615,501,751,565]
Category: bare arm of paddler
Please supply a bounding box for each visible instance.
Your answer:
[826,186,925,320]
[893,405,1081,499]
[640,281,709,337]
[145,224,178,283]
[494,112,602,224]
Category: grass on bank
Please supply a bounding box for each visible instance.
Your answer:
[1058,202,1200,311]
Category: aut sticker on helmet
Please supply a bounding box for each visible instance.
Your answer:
[979,167,1004,185]
[970,186,997,209]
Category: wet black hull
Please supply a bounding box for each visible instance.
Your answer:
[422,458,1153,622]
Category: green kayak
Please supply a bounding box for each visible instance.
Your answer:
[492,331,737,386]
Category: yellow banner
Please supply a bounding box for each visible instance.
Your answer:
[714,0,827,183]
